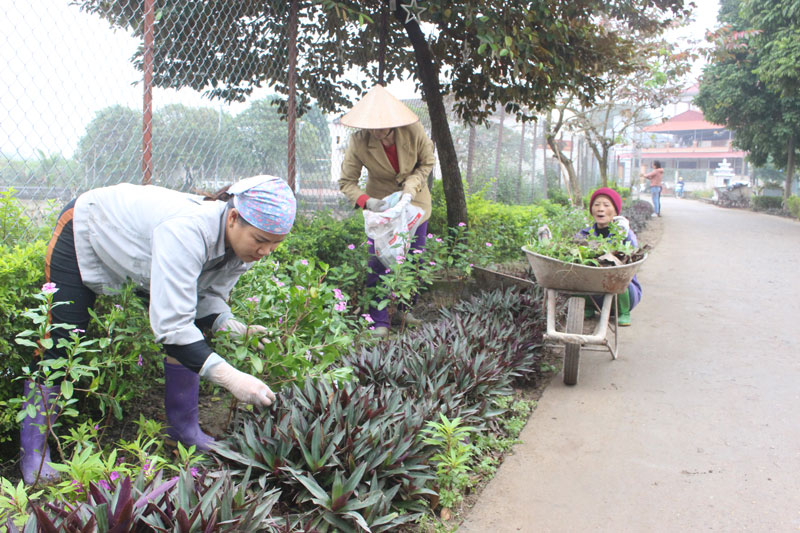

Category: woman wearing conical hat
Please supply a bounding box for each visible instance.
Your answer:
[338,85,435,338]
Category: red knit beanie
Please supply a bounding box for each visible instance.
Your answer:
[589,187,622,216]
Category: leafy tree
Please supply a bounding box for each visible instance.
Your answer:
[153,104,235,189]
[565,32,695,187]
[76,0,689,226]
[75,105,141,189]
[696,0,800,199]
[231,98,331,188]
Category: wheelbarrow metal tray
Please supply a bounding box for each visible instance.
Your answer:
[522,246,647,294]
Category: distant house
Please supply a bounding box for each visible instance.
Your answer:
[639,109,749,189]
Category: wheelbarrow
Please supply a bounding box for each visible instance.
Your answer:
[714,184,751,208]
[522,246,647,385]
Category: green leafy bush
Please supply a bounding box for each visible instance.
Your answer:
[751,195,784,211]
[223,257,358,391]
[275,210,366,270]
[786,196,800,219]
[0,240,46,451]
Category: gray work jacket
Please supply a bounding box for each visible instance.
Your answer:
[73,183,251,347]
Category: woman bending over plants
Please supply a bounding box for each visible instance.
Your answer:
[20,176,295,485]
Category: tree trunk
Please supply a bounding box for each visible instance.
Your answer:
[786,133,795,201]
[542,116,550,199]
[517,120,526,201]
[531,119,538,202]
[587,139,609,187]
[396,8,467,226]
[466,124,476,191]
[547,134,580,204]
[494,107,506,201]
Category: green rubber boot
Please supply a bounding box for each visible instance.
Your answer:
[617,290,631,326]
[584,296,596,319]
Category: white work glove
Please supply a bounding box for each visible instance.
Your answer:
[612,216,631,234]
[200,353,276,407]
[537,224,553,243]
[215,316,268,350]
[396,193,412,210]
[365,198,388,212]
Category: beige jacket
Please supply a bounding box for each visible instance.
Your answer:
[338,121,434,223]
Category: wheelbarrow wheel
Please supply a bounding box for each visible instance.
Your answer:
[563,297,584,385]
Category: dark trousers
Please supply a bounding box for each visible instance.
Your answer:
[43,200,97,363]
[366,221,428,328]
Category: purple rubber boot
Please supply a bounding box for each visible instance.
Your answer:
[163,360,215,452]
[20,381,61,485]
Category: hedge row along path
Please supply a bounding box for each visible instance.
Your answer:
[461,197,800,531]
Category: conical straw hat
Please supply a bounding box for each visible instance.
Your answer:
[339,84,419,129]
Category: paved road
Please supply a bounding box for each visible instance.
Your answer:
[460,198,800,532]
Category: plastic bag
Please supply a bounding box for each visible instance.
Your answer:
[364,192,425,268]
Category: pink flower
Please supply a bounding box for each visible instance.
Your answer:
[384,268,391,274]
[137,354,143,367]
[396,256,405,264]
[369,326,375,330]
[427,233,433,239]
[305,351,313,361]
[71,328,85,334]
[347,244,356,250]
[458,222,466,227]
[435,238,443,243]
[485,242,492,247]
[429,261,436,266]
[278,317,283,324]
[469,263,474,267]
[300,259,309,265]
[334,301,346,312]
[41,282,58,294]
[110,471,120,481]
[94,424,100,430]
[361,314,374,324]
[333,288,344,300]
[190,467,199,477]
[412,249,423,254]
[70,480,83,493]
[114,304,123,310]
[276,281,285,288]
[97,479,111,490]
[246,296,260,303]
[296,285,305,291]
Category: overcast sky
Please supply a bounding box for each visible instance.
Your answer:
[2,1,719,160]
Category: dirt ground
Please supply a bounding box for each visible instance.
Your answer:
[458,197,800,532]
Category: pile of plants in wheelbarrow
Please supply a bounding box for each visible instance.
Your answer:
[526,207,649,268]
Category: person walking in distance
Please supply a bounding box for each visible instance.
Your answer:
[641,160,664,216]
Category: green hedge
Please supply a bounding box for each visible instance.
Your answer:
[785,196,800,219]
[751,195,784,211]
[0,240,47,452]
[428,180,565,263]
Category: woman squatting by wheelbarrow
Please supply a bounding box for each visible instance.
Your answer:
[20,175,295,485]
[579,187,643,326]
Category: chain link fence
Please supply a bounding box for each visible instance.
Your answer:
[2,1,591,246]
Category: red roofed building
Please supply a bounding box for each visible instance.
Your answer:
[637,109,748,188]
